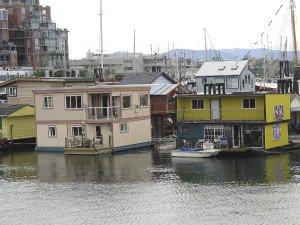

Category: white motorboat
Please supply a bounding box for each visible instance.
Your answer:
[171,140,220,158]
[171,148,221,158]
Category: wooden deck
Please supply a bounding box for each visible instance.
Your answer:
[64,146,113,155]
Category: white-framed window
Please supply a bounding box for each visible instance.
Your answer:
[204,125,224,140]
[8,86,17,97]
[48,126,56,137]
[192,99,204,109]
[226,77,239,88]
[122,95,132,109]
[243,98,256,109]
[65,95,82,109]
[120,123,129,133]
[43,96,53,108]
[139,94,149,107]
[71,126,82,136]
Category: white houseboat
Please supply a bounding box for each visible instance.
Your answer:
[33,85,152,154]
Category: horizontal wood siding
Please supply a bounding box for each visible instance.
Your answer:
[5,116,36,140]
[6,82,63,105]
[35,92,87,121]
[113,119,151,148]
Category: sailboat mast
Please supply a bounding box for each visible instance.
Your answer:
[290,0,298,65]
[99,0,104,78]
[204,28,208,61]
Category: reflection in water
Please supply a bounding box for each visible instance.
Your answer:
[265,154,291,183]
[172,154,292,185]
[0,151,38,181]
[1,148,300,224]
[0,148,298,185]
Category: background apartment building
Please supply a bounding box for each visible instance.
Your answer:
[71,51,188,81]
[0,8,17,67]
[0,0,69,69]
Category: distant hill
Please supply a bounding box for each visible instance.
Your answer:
[166,48,294,61]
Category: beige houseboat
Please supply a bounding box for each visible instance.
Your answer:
[0,77,97,105]
[33,85,152,154]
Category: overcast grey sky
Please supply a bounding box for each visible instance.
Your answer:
[40,0,298,59]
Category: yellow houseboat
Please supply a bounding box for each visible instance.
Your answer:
[176,92,290,151]
[0,104,36,146]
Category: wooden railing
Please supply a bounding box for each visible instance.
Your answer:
[177,108,265,121]
[65,136,111,148]
[85,106,121,120]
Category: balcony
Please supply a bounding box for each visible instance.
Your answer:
[177,108,265,122]
[84,106,121,120]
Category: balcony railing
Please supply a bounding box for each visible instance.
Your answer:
[65,136,111,148]
[85,106,121,120]
[177,108,265,121]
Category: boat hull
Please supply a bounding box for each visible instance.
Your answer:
[171,149,221,158]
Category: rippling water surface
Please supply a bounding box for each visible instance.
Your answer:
[1,148,300,225]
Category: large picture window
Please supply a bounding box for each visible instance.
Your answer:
[226,77,239,88]
[192,99,204,109]
[66,95,82,109]
[243,98,256,109]
[122,95,132,109]
[204,125,224,140]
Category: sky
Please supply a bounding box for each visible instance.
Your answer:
[40,0,299,59]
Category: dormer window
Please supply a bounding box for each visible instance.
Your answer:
[231,65,239,70]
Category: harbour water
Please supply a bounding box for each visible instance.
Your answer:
[1,148,300,225]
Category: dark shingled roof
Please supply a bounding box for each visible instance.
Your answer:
[118,72,176,85]
[0,104,28,116]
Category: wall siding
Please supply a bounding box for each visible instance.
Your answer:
[5,116,36,140]
[36,124,68,147]
[113,119,151,148]
[264,122,289,150]
[265,94,291,123]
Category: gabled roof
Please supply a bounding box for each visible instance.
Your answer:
[195,60,249,77]
[0,77,97,87]
[118,72,176,85]
[150,84,179,95]
[0,104,29,116]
